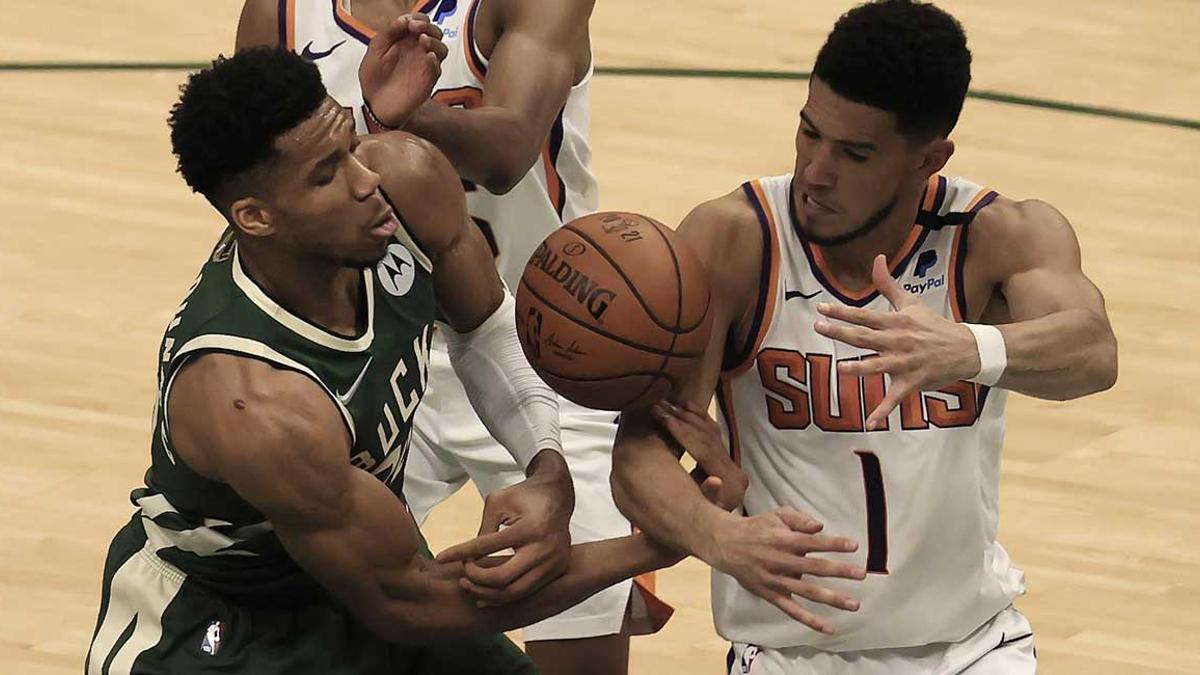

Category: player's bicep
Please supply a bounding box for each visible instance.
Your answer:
[994,200,1109,323]
[479,1,589,147]
[235,0,282,51]
[169,355,429,639]
[482,29,575,128]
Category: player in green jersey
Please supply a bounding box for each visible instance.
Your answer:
[86,19,703,675]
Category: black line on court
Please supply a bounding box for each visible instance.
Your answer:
[1,61,1196,132]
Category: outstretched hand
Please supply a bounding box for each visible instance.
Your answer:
[814,254,981,429]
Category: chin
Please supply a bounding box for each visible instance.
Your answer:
[343,245,389,270]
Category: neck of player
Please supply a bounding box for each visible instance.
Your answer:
[239,240,367,338]
[819,183,926,292]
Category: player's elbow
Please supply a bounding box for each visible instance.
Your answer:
[476,129,542,195]
[609,450,640,522]
[359,602,446,644]
[478,160,529,195]
[1091,329,1119,394]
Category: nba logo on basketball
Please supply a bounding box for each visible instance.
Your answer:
[200,620,224,655]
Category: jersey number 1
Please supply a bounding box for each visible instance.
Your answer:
[854,450,889,574]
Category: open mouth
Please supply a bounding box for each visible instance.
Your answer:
[802,192,837,215]
[370,208,399,238]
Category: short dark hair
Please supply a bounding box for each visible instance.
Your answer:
[813,0,972,140]
[168,47,327,205]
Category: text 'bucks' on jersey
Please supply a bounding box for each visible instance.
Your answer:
[712,174,1025,652]
[136,221,435,602]
[286,0,598,288]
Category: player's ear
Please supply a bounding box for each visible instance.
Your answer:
[229,197,275,238]
[917,137,954,179]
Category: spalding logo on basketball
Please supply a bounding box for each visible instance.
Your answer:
[516,212,712,411]
[377,243,415,297]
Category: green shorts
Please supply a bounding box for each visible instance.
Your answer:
[86,516,537,675]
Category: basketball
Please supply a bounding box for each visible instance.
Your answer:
[515,211,712,411]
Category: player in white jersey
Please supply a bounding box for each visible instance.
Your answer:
[235,2,662,674]
[611,2,1118,673]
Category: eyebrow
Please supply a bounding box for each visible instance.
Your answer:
[800,110,878,152]
[308,115,354,175]
[311,149,340,175]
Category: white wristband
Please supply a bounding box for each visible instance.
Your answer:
[964,323,1007,386]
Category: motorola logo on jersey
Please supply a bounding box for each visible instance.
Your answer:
[377,243,416,297]
[756,348,985,432]
[528,242,617,321]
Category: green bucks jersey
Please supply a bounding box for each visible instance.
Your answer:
[133,224,436,602]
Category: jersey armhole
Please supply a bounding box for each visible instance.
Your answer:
[722,181,780,373]
[163,336,358,454]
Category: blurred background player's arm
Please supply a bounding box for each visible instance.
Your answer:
[400,0,594,194]
[235,0,594,195]
[610,190,867,635]
[165,353,672,642]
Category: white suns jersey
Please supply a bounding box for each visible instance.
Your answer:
[712,174,1025,652]
[287,0,598,288]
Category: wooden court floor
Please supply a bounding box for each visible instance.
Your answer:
[1,2,1197,673]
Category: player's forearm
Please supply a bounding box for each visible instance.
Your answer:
[994,309,1117,399]
[444,293,563,469]
[405,102,538,194]
[611,423,730,563]
[394,533,673,641]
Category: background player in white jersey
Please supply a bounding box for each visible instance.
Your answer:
[611,1,1119,673]
[235,2,657,674]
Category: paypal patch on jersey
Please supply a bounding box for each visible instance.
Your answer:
[905,249,945,294]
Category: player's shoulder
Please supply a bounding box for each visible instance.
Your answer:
[489,0,594,26]
[360,132,464,251]
[972,193,1074,247]
[360,132,456,193]
[969,192,1081,278]
[678,186,762,254]
[677,186,765,309]
[235,0,282,51]
[168,352,347,476]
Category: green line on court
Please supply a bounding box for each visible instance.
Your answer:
[2,61,1197,132]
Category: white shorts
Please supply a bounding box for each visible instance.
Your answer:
[728,606,1036,675]
[405,341,663,642]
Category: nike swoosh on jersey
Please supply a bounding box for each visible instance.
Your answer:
[336,356,373,404]
[785,288,823,301]
[301,40,346,61]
